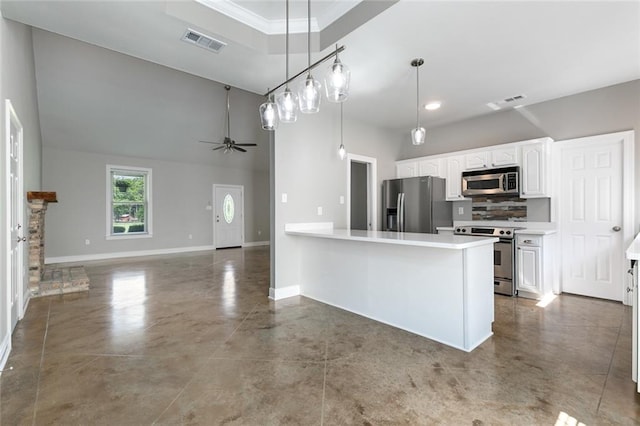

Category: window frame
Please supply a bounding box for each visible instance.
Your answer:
[106,165,153,240]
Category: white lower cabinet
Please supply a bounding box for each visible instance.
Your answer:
[516,233,555,299]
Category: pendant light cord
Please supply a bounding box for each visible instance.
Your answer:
[285,0,290,83]
[415,64,420,127]
[307,0,311,72]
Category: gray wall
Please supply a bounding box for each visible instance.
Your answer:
[399,80,640,227]
[273,103,401,291]
[43,146,269,258]
[0,17,41,357]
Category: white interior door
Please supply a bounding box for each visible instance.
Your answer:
[559,134,626,301]
[7,100,25,331]
[214,185,244,249]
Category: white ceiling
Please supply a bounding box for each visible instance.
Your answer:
[2,0,639,134]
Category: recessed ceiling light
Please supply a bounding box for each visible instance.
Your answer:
[424,102,441,111]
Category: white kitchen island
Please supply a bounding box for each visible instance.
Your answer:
[285,223,498,352]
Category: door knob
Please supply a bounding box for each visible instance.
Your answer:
[17,224,21,229]
[16,236,26,243]
[612,226,621,232]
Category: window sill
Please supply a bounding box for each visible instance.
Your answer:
[106,233,153,241]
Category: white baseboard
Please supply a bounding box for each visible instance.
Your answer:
[268,285,301,300]
[45,245,216,265]
[0,332,11,374]
[243,241,270,247]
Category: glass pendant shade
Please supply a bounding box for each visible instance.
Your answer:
[276,87,298,123]
[325,57,350,103]
[411,127,426,145]
[259,95,279,130]
[299,74,321,113]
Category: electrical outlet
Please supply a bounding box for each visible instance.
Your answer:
[458,207,464,215]
[339,196,345,204]
[317,206,323,216]
[188,234,193,240]
[258,230,262,236]
[85,239,90,245]
[282,193,288,203]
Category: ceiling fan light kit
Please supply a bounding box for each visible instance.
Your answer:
[200,85,257,153]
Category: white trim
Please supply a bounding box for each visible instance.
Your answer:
[268,285,301,300]
[555,130,635,305]
[106,164,153,238]
[346,153,378,231]
[243,241,270,247]
[45,245,216,265]
[0,331,11,373]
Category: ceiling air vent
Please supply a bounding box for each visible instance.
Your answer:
[181,29,226,53]
[486,94,527,111]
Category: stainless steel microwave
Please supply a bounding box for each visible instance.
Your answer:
[461,166,520,196]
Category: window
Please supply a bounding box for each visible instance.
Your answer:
[107,165,152,239]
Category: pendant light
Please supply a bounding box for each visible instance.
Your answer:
[259,89,279,130]
[276,0,298,123]
[325,44,350,103]
[299,0,321,113]
[410,58,425,145]
[338,102,346,160]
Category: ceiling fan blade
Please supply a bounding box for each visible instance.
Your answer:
[212,145,227,151]
[199,140,223,145]
[233,146,247,153]
[234,143,257,147]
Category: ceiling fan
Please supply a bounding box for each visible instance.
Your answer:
[199,85,257,153]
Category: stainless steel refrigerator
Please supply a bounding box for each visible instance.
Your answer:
[382,176,452,233]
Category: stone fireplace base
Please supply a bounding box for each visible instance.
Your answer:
[27,191,90,298]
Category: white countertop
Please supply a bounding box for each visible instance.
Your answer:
[285,225,498,249]
[627,233,640,260]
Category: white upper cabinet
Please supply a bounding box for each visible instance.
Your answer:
[396,161,418,178]
[520,139,551,198]
[490,145,519,167]
[418,158,445,178]
[445,155,467,201]
[464,152,489,170]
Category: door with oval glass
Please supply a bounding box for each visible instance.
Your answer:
[213,185,244,249]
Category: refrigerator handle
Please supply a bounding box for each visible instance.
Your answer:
[396,193,402,231]
[399,193,405,232]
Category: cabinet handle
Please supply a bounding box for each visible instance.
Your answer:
[523,239,532,244]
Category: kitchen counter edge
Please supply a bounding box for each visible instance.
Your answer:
[285,225,498,249]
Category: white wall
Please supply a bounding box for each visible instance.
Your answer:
[0,17,42,366]
[272,102,401,292]
[43,147,269,260]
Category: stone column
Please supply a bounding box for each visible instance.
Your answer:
[26,192,57,296]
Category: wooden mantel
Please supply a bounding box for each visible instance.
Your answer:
[27,191,58,202]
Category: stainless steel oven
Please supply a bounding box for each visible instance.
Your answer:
[454,226,520,296]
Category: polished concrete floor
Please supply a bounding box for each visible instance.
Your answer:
[1,246,638,425]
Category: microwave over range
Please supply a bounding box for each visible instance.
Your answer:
[461,166,520,197]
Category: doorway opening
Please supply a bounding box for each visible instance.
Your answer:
[347,154,377,231]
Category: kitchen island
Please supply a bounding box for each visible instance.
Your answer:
[284,223,498,352]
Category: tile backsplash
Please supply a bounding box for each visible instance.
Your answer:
[472,196,527,221]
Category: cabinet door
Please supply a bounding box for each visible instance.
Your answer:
[517,245,541,294]
[396,161,418,178]
[445,156,466,200]
[491,146,519,167]
[464,152,488,170]
[418,158,443,178]
[521,143,546,197]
